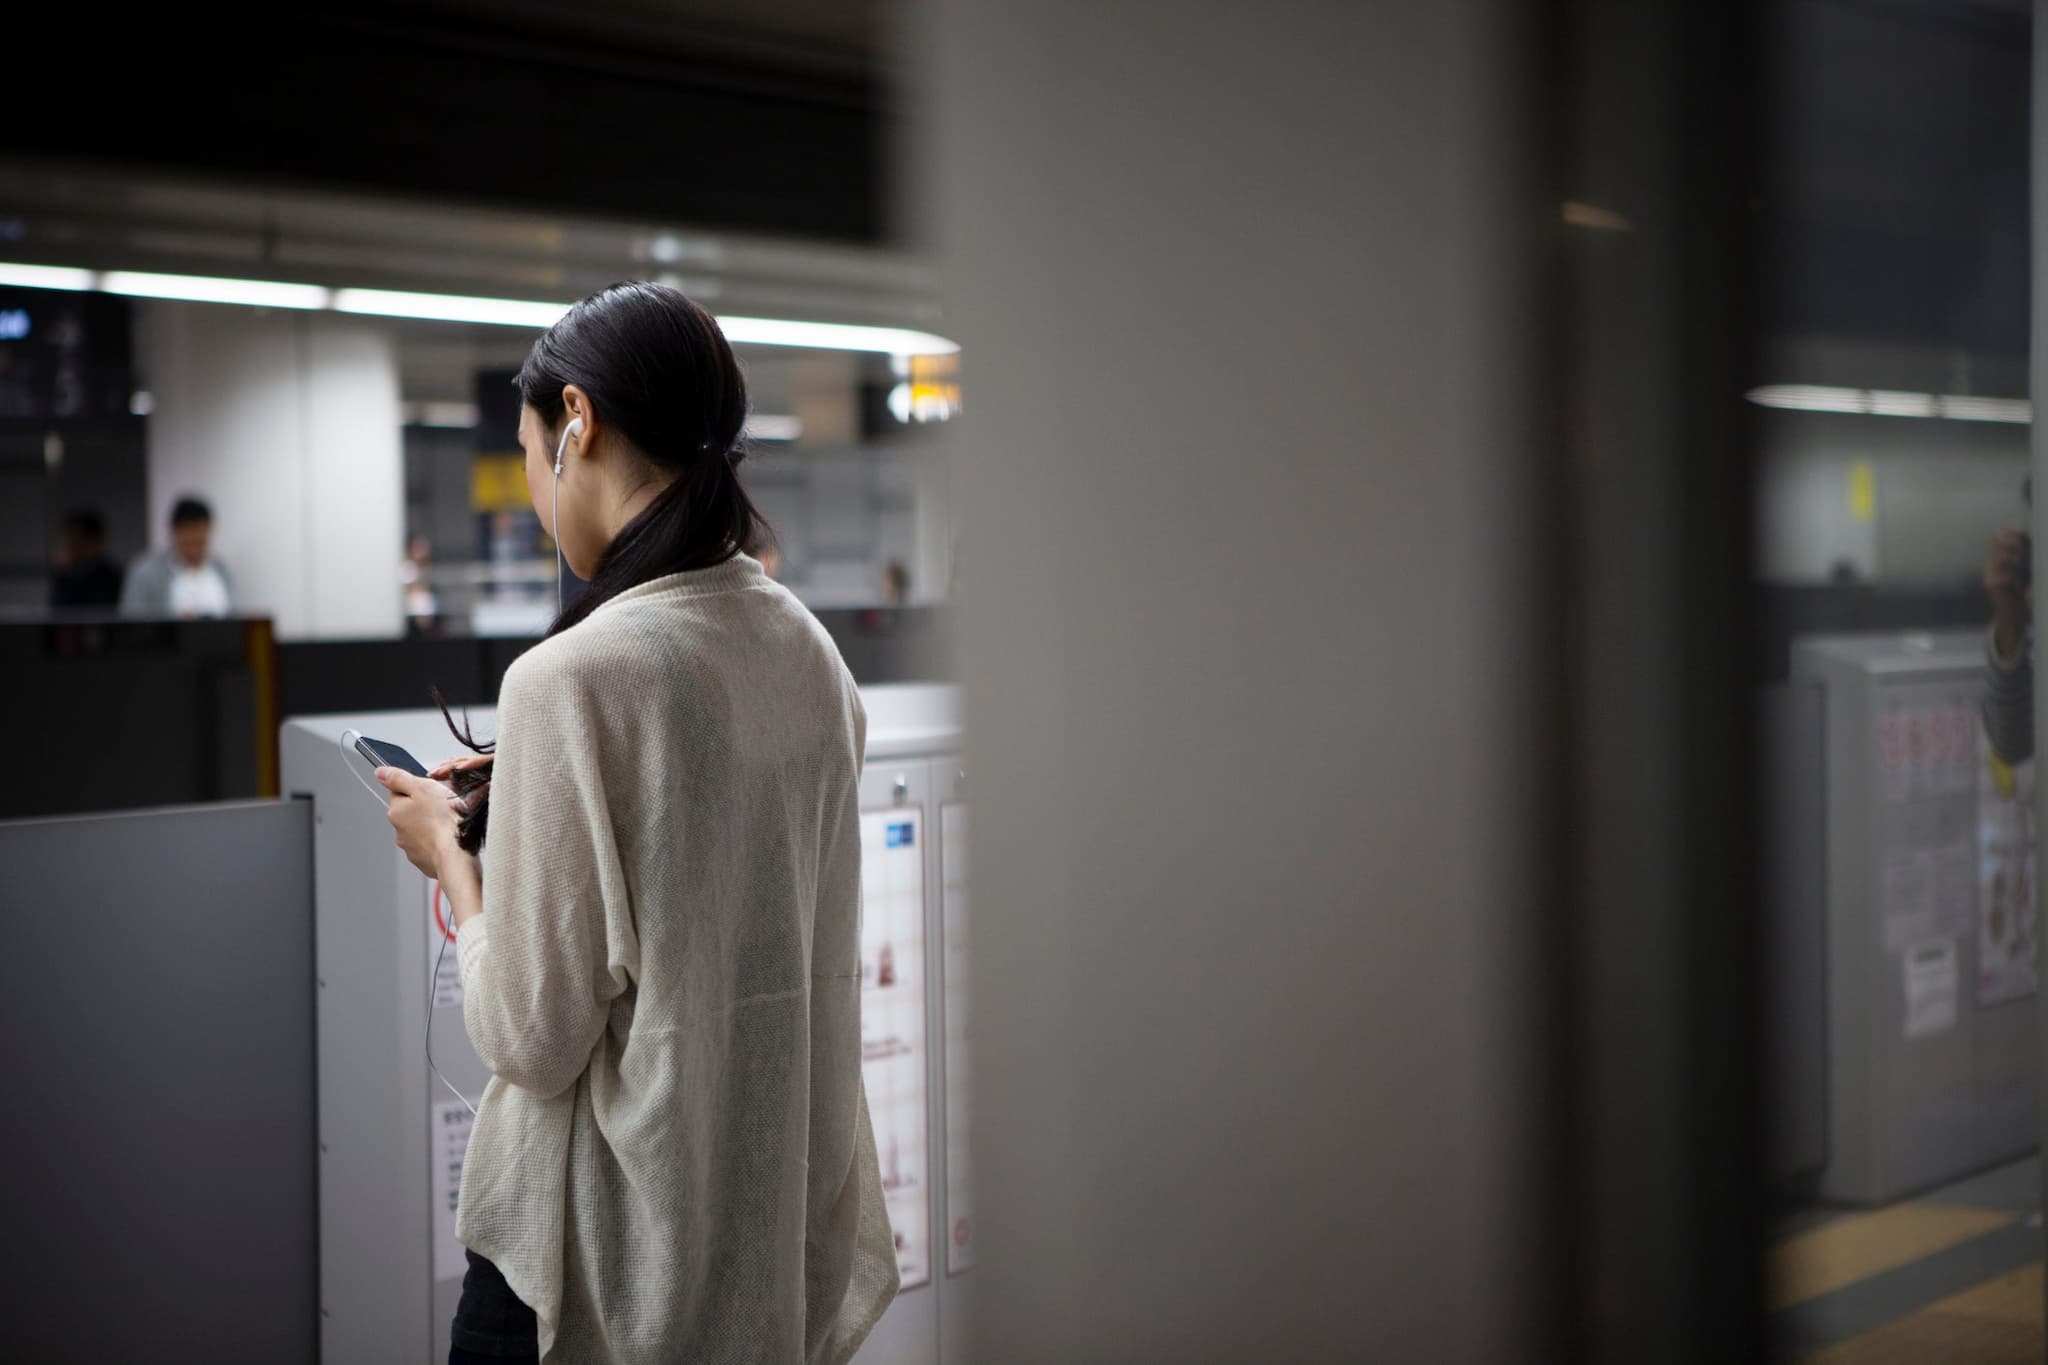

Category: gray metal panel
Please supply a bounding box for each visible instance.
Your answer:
[1974,991,2039,1162]
[1762,682,1828,1188]
[0,799,317,1364]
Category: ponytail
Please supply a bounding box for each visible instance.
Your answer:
[546,447,764,638]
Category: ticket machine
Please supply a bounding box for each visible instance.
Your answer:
[282,683,969,1364]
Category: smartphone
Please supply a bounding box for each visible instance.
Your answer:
[353,735,428,777]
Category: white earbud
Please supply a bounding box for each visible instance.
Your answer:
[550,417,583,616]
[553,417,584,476]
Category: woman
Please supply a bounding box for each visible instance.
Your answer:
[377,282,898,1364]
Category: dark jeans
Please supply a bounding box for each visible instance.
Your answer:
[450,1249,540,1363]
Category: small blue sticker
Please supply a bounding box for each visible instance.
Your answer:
[887,822,915,848]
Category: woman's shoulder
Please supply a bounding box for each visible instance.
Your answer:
[497,596,742,696]
[502,577,851,706]
[501,613,638,682]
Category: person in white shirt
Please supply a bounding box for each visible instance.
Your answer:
[119,497,235,618]
[375,282,897,1365]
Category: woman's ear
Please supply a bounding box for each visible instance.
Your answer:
[561,385,595,452]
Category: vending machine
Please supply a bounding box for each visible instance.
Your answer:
[1791,633,2038,1203]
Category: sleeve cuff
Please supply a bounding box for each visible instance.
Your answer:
[1990,623,2026,672]
[456,915,489,991]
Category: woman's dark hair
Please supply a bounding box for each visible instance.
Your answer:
[437,281,769,852]
[524,281,766,637]
[435,688,496,854]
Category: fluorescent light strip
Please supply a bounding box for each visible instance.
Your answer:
[0,262,95,291]
[1936,395,2032,423]
[1747,384,2032,424]
[1864,389,1936,419]
[715,316,959,355]
[0,263,961,355]
[334,289,570,329]
[337,290,959,354]
[101,272,331,309]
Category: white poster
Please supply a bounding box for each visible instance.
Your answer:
[1977,738,2038,1007]
[861,807,930,1290]
[430,1098,475,1283]
[426,880,462,1010]
[941,802,974,1274]
[1903,938,1960,1041]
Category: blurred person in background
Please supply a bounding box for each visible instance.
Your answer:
[1982,477,2032,763]
[49,508,124,608]
[881,559,908,606]
[403,532,441,635]
[121,496,235,619]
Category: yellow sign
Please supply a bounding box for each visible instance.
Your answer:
[472,453,530,512]
[895,352,962,423]
[1849,461,1876,523]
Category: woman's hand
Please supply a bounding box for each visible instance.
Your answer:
[376,767,466,879]
[429,754,494,781]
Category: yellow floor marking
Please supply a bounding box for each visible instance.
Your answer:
[1801,1261,2042,1364]
[1770,1203,2017,1310]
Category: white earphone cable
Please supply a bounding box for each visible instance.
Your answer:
[335,728,480,1118]
[336,727,388,806]
[552,419,579,619]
